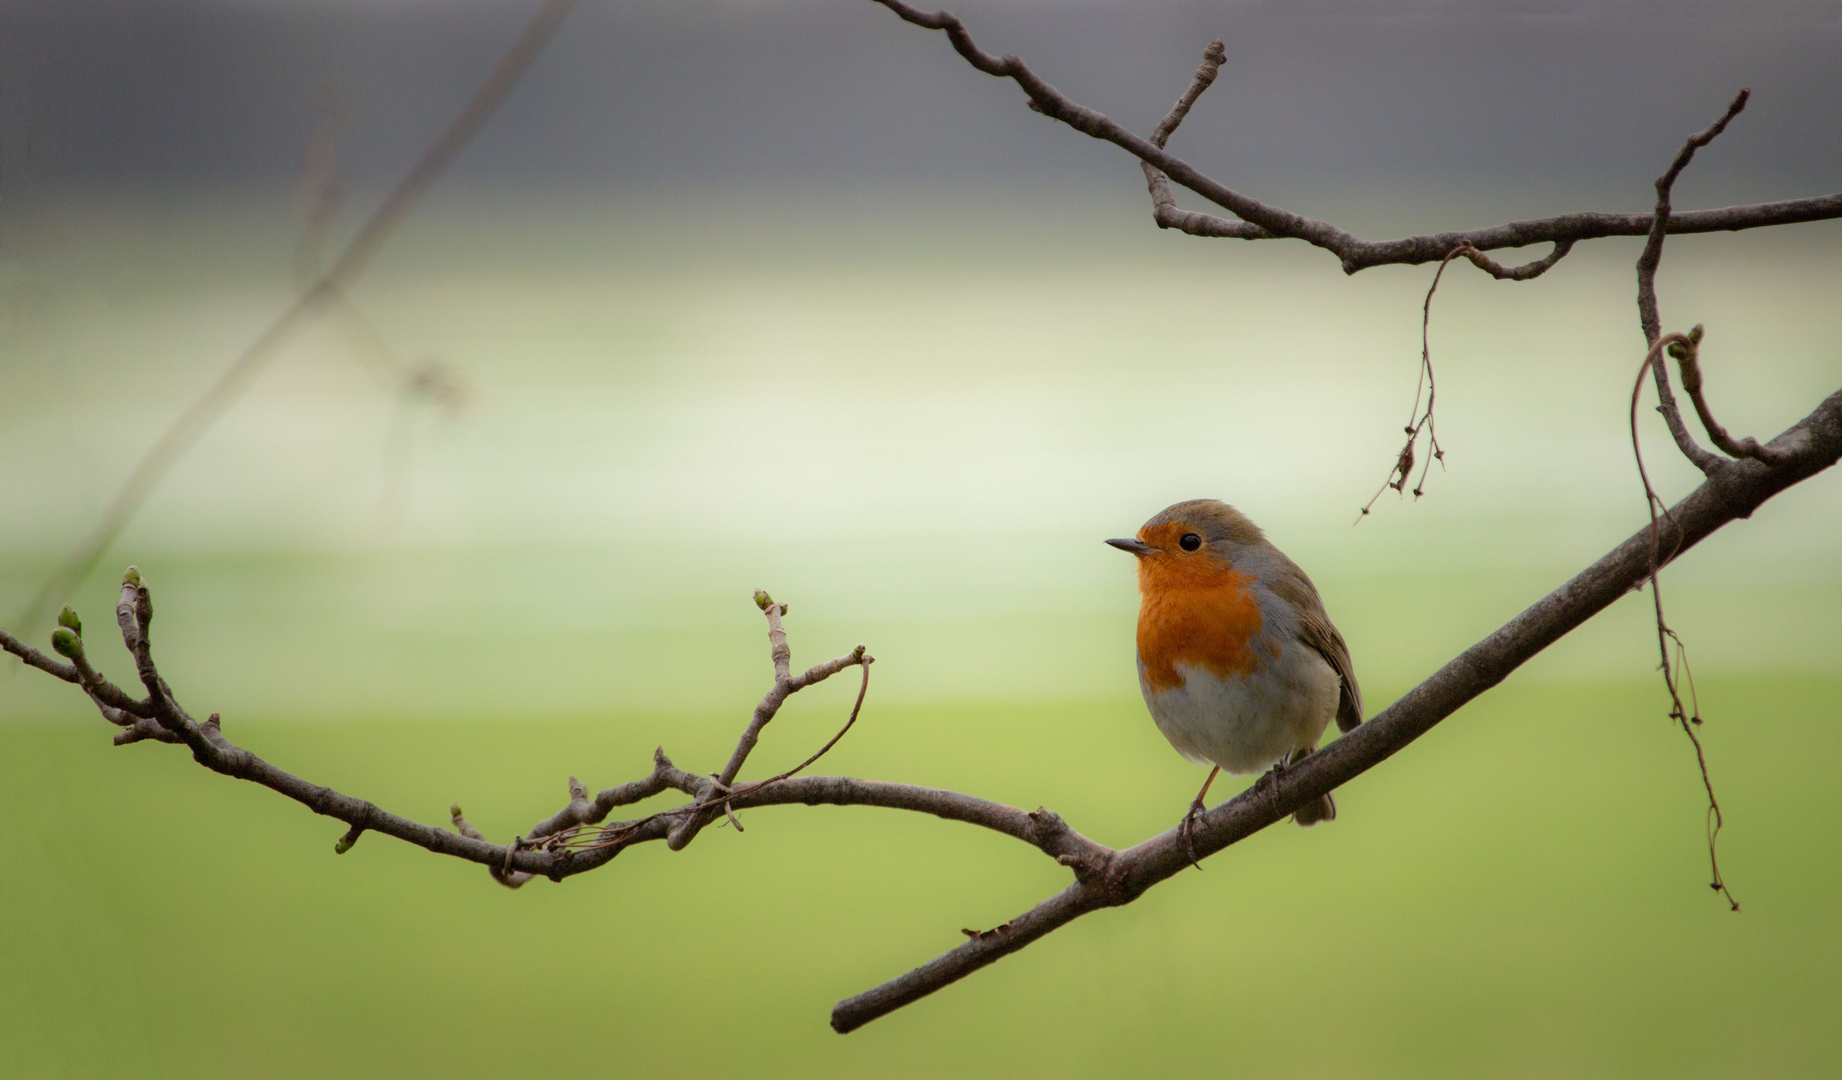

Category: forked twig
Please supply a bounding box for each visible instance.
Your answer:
[1635,89,1751,476]
[1139,41,1265,240]
[538,659,872,856]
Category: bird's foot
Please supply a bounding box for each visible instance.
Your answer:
[1178,765,1221,872]
[1179,795,1208,871]
[1260,759,1288,818]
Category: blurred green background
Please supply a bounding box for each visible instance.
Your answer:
[3,188,1838,1079]
[3,1,1842,1076]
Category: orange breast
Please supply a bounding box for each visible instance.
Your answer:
[1136,558,1262,692]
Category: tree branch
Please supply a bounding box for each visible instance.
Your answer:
[871,2,1841,277]
[1,578,1106,887]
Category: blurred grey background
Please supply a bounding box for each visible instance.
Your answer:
[3,0,1840,203]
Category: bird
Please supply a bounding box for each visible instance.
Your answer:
[1108,499,1362,856]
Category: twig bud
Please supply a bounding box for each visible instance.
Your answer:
[334,825,364,854]
[50,627,82,659]
[754,590,775,611]
[1689,323,1705,345]
[123,566,143,588]
[57,606,82,636]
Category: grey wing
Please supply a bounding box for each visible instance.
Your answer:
[1266,560,1364,732]
[1300,604,1362,732]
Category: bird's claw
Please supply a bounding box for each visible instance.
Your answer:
[1179,797,1207,871]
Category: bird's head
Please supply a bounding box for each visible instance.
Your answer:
[1107,499,1267,589]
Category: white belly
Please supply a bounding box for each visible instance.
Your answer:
[1140,646,1340,775]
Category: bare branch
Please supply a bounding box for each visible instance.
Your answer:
[11,0,579,638]
[870,3,1839,276]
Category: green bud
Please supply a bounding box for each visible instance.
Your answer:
[122,566,143,588]
[753,590,774,611]
[1667,341,1689,361]
[57,606,82,635]
[1689,323,1705,345]
[50,627,81,659]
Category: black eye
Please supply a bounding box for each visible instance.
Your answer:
[1179,533,1202,552]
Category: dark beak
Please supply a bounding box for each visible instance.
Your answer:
[1106,537,1156,556]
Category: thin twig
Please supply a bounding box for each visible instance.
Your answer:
[1140,41,1263,239]
[1629,332,1740,912]
[1357,244,1466,521]
[1625,90,1760,912]
[11,0,577,638]
[1665,330,1792,466]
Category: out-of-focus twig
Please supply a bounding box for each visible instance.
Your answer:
[13,0,576,637]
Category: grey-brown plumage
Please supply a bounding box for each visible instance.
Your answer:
[1115,498,1363,829]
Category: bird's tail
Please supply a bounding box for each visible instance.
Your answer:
[1293,791,1336,827]
[1286,747,1337,826]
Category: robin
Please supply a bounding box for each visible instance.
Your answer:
[1108,499,1362,852]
